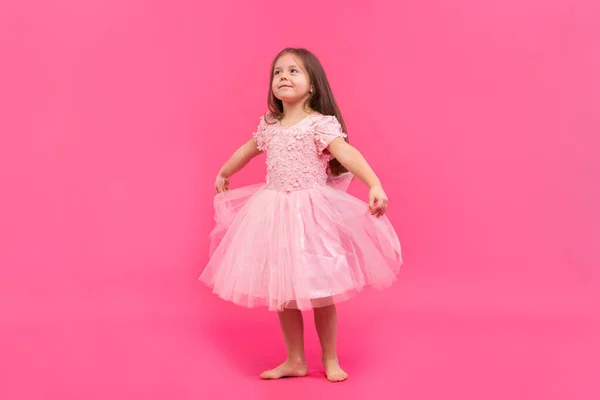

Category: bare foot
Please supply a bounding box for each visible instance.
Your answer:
[260,360,308,380]
[323,358,348,382]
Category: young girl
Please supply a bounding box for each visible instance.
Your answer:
[199,48,402,382]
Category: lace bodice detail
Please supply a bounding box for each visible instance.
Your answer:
[252,113,347,192]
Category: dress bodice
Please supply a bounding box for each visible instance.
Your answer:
[253,113,347,192]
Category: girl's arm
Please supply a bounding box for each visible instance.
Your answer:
[214,139,263,193]
[326,138,388,217]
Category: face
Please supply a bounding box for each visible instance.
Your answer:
[271,53,312,104]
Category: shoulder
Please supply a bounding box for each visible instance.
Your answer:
[310,113,345,136]
[263,112,279,125]
[256,113,279,129]
[253,113,278,149]
[310,113,339,124]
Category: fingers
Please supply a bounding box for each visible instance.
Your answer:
[215,177,230,194]
[370,198,388,218]
[215,183,229,193]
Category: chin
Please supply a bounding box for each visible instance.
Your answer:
[276,95,300,103]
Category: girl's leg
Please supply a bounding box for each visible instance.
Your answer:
[260,308,308,379]
[313,304,348,382]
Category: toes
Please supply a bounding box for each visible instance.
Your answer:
[260,370,277,379]
[326,372,348,382]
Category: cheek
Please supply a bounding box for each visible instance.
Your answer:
[296,77,309,90]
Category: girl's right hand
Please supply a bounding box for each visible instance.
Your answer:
[214,174,229,193]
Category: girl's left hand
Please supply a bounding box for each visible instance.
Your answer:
[369,185,388,218]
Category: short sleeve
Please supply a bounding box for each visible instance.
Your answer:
[252,115,268,151]
[313,115,347,155]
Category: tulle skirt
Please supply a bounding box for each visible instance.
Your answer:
[199,176,402,311]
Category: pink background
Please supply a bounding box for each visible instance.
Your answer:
[1,0,599,399]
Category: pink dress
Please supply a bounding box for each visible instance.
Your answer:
[199,113,402,311]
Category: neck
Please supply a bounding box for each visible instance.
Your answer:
[282,99,311,118]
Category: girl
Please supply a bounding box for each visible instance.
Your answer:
[200,48,402,382]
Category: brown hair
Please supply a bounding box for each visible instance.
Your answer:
[266,48,349,176]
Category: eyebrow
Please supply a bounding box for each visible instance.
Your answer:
[273,65,300,70]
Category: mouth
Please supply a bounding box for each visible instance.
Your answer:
[278,85,293,89]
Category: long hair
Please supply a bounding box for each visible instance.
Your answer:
[266,48,348,176]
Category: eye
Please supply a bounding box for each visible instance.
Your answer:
[274,70,280,75]
[291,68,298,73]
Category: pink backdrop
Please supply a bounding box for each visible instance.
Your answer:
[1,1,599,399]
